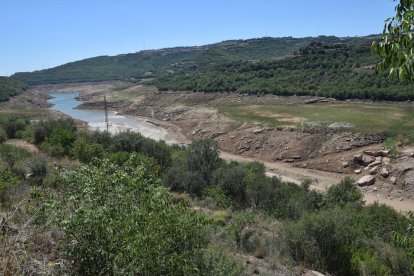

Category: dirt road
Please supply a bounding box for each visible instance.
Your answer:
[220,151,414,212]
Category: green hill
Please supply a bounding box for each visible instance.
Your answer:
[11,36,375,85]
[155,39,414,100]
[0,76,26,102]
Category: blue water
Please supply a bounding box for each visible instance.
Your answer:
[48,92,106,122]
[48,92,182,144]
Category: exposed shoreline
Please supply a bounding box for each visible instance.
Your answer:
[23,81,414,212]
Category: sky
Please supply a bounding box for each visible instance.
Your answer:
[1,0,397,75]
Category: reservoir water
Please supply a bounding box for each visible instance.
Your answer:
[48,92,183,144]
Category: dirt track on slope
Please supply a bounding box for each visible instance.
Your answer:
[220,151,414,212]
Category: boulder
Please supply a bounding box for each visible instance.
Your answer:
[361,154,375,166]
[353,153,363,162]
[364,150,382,157]
[380,168,389,178]
[357,175,376,186]
[380,149,390,156]
[342,161,350,168]
[284,159,294,163]
[390,176,397,184]
[354,169,362,174]
[369,166,379,175]
[368,160,382,168]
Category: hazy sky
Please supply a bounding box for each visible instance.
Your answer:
[1,0,396,75]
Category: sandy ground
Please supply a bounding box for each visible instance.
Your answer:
[5,139,39,154]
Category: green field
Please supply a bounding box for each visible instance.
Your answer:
[220,103,414,139]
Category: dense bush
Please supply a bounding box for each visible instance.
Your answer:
[283,204,412,275]
[0,116,29,139]
[323,177,363,207]
[42,155,224,274]
[0,144,29,168]
[109,131,172,169]
[70,138,104,163]
[0,170,22,204]
[163,139,222,196]
[0,76,26,102]
[31,119,77,156]
[29,155,48,177]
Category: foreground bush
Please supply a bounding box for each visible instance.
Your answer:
[0,170,22,204]
[42,155,237,274]
[283,204,412,275]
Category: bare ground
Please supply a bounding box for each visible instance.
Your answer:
[22,81,414,212]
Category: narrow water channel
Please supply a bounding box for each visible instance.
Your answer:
[48,92,183,144]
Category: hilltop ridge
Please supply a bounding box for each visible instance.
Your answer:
[12,35,377,85]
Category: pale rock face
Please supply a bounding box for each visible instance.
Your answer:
[369,166,379,175]
[357,175,376,186]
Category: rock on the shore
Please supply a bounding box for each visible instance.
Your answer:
[380,168,390,178]
[353,153,363,162]
[369,166,379,175]
[357,175,376,186]
[362,154,376,166]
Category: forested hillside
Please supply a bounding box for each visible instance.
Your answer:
[156,41,414,100]
[0,77,26,102]
[12,36,375,85]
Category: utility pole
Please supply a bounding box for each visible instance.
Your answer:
[104,96,109,132]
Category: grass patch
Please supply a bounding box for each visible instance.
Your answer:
[0,108,52,119]
[219,106,287,127]
[220,103,414,140]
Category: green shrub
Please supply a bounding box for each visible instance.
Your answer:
[1,117,29,139]
[29,155,48,177]
[349,247,390,275]
[198,247,243,276]
[323,177,363,207]
[0,144,29,168]
[227,210,255,249]
[0,128,6,143]
[214,161,248,208]
[110,131,172,169]
[43,155,212,274]
[0,170,22,204]
[283,207,359,273]
[203,186,232,209]
[70,138,104,163]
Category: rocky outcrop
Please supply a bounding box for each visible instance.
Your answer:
[357,175,376,186]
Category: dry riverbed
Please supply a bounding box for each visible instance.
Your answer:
[20,81,414,212]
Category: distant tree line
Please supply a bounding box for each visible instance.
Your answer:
[0,77,26,102]
[155,42,414,101]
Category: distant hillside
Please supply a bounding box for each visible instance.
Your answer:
[12,36,376,85]
[0,77,26,102]
[155,39,414,101]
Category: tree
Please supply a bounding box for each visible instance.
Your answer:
[373,0,414,80]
